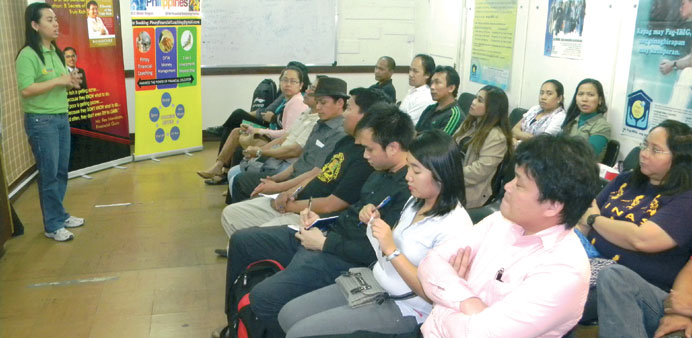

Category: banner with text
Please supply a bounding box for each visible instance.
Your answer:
[623,0,692,140]
[469,0,517,90]
[131,1,202,157]
[48,0,131,171]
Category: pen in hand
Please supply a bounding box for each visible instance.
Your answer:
[361,196,391,226]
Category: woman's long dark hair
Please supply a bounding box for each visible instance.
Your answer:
[561,78,607,131]
[19,3,65,66]
[409,129,466,215]
[630,120,692,195]
[454,85,513,157]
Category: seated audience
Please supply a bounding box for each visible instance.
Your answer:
[224,77,324,196]
[215,105,416,337]
[205,61,310,183]
[576,120,692,336]
[198,65,308,179]
[229,78,348,204]
[370,56,396,101]
[453,85,513,208]
[415,65,464,135]
[512,79,566,141]
[219,87,391,238]
[279,129,472,337]
[561,78,612,161]
[418,134,599,337]
[399,54,435,124]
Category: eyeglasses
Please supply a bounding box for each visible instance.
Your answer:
[639,142,671,155]
[280,78,301,85]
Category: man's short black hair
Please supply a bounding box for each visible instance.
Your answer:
[434,65,460,97]
[514,134,601,228]
[349,87,394,114]
[86,0,98,9]
[379,56,396,71]
[355,103,414,151]
[63,46,76,54]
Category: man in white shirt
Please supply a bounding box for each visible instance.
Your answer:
[86,1,109,38]
[399,54,435,124]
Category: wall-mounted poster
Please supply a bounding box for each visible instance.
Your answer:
[544,0,586,59]
[623,0,692,140]
[469,0,517,90]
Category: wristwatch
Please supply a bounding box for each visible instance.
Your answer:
[586,214,600,227]
[256,148,262,157]
[385,249,401,262]
[674,61,678,70]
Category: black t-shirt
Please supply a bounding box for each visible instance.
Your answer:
[297,135,373,205]
[322,166,411,266]
[370,79,396,102]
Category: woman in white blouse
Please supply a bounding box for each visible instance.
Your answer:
[512,79,566,141]
[277,129,472,337]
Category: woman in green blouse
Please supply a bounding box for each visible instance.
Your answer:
[561,78,612,161]
[15,3,84,242]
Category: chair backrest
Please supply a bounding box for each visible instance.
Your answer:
[458,92,475,115]
[486,153,515,205]
[509,108,527,127]
[467,199,501,224]
[601,140,620,167]
[622,146,640,172]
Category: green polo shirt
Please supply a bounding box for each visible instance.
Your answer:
[565,113,611,161]
[15,45,69,114]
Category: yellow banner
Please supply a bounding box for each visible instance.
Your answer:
[132,15,202,157]
[469,0,517,90]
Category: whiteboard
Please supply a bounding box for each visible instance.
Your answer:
[201,0,337,67]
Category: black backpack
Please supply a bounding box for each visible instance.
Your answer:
[250,79,278,112]
[221,259,285,338]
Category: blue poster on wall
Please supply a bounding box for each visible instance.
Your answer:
[624,0,692,139]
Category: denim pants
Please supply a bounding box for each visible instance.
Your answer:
[592,264,668,338]
[24,113,71,233]
[226,226,357,336]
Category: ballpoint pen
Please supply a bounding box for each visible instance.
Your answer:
[361,195,391,226]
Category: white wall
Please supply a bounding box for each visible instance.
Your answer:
[120,0,645,160]
[457,0,640,160]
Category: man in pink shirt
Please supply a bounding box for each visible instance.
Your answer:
[418,134,600,337]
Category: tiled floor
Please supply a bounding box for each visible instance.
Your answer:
[0,143,228,338]
[0,142,600,338]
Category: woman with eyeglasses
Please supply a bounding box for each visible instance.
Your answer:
[198,66,308,179]
[575,120,692,336]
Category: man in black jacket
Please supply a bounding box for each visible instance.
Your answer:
[217,104,415,337]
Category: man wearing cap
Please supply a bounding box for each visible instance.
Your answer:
[370,56,396,102]
[219,86,397,243]
[230,77,350,204]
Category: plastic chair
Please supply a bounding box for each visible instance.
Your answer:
[458,92,475,115]
[601,140,620,167]
[509,108,527,127]
[622,146,640,172]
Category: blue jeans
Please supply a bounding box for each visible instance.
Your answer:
[24,113,71,233]
[595,264,668,338]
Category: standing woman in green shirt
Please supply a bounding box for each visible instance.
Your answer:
[561,78,612,162]
[15,3,84,242]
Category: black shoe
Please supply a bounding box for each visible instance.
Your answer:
[214,248,228,258]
